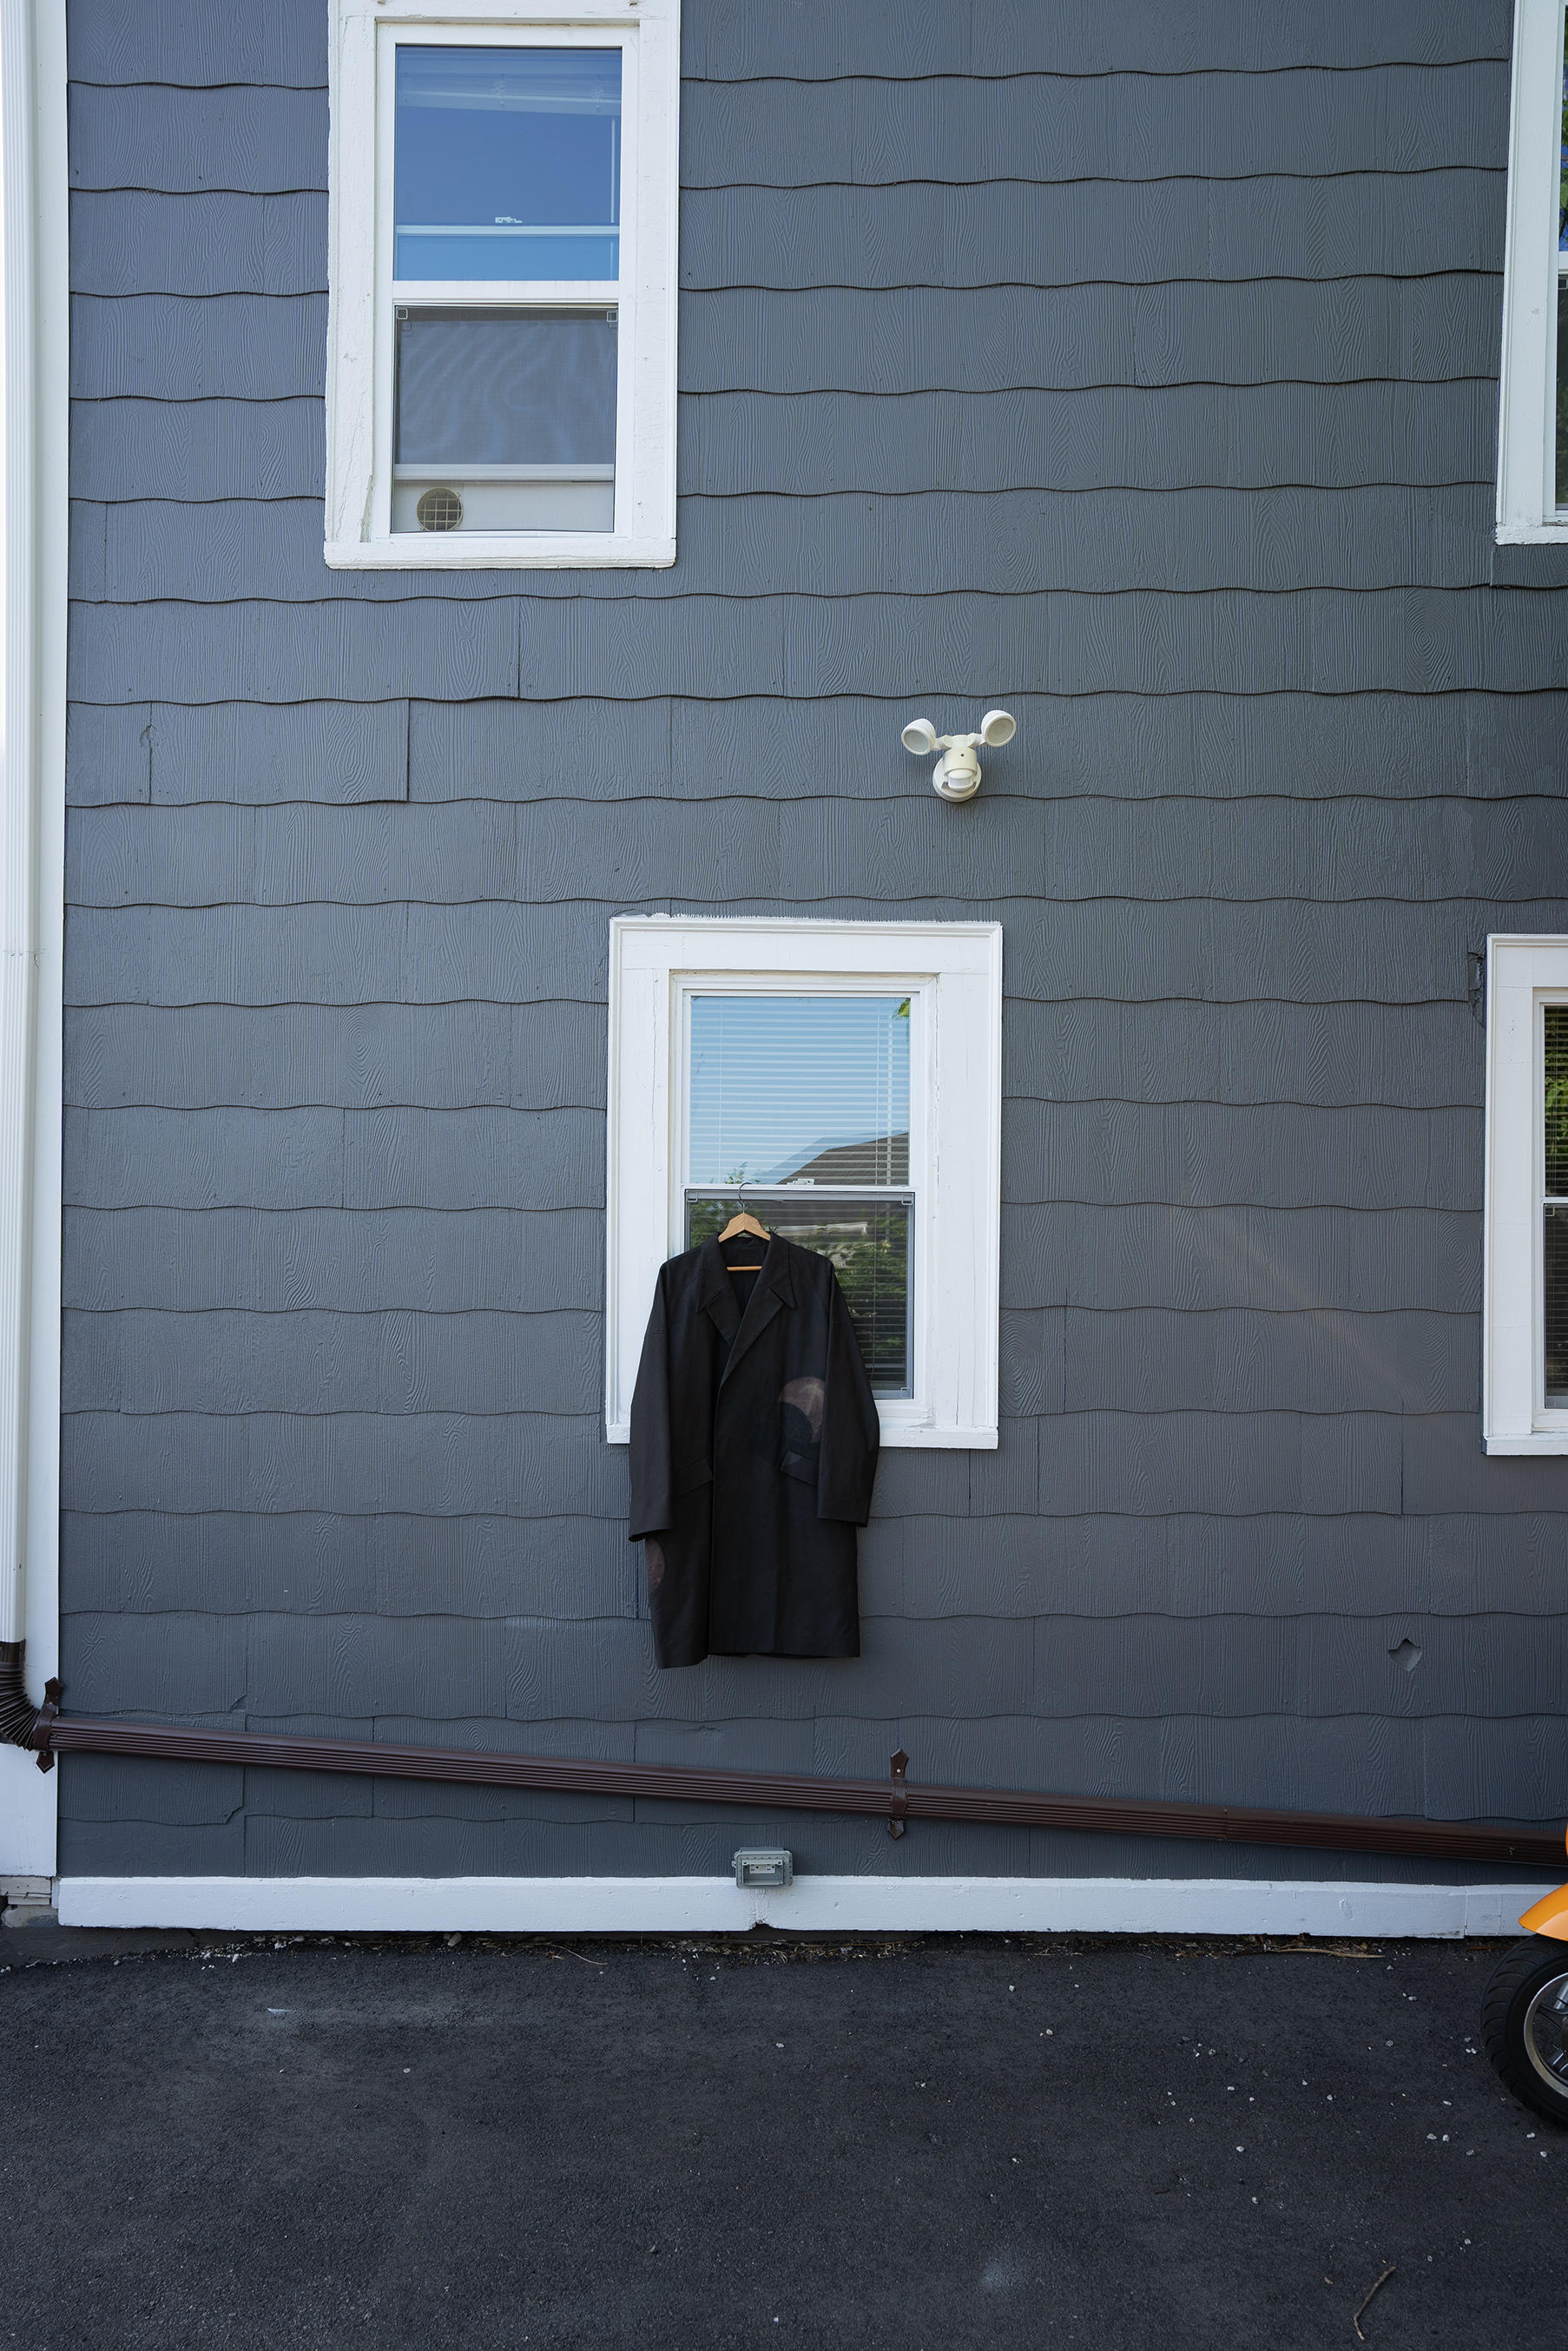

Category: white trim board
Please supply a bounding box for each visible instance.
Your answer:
[56,1876,1554,1939]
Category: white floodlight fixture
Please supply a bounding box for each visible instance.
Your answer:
[900,708,1016,801]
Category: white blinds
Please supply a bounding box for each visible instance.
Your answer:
[688,995,911,1187]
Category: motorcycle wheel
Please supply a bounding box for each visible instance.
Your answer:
[1482,1937,1568,2126]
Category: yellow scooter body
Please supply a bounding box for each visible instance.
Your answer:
[1520,1830,1568,1940]
[1521,1886,1568,1939]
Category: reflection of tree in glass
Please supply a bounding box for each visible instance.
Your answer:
[1547,1008,1568,1195]
[688,1195,909,1393]
[799,1220,907,1388]
[1544,1010,1568,1404]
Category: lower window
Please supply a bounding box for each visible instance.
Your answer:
[606,919,1002,1449]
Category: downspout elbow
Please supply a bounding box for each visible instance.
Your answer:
[0,1641,56,1767]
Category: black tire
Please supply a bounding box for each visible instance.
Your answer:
[1482,1937,1568,2126]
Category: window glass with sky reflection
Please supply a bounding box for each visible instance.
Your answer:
[686,996,913,1395]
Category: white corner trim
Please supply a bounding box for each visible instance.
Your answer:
[325,0,680,570]
[1497,0,1565,536]
[1483,934,1568,1448]
[55,1874,1556,1939]
[604,916,1004,1451]
[0,0,66,1875]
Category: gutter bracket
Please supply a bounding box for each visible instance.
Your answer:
[32,1677,60,1771]
[888,1747,909,1839]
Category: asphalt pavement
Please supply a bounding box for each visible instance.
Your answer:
[0,1926,1560,2348]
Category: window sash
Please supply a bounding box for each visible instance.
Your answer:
[682,989,913,1190]
[1537,997,1568,1419]
[392,36,623,283]
[684,1187,917,1398]
[674,978,926,1406]
[375,22,635,543]
[1483,938,1568,1450]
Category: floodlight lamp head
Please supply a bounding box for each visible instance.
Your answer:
[899,708,1016,802]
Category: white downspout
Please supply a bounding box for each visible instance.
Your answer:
[0,0,68,1877]
[0,0,40,1655]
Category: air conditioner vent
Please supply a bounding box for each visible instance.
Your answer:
[416,484,463,532]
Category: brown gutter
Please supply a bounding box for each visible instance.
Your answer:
[23,1696,1565,1870]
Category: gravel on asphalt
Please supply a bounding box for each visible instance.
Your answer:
[0,1929,1560,2349]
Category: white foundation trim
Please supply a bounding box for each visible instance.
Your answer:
[56,1875,1554,1939]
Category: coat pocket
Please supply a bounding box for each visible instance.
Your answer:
[672,1455,713,1496]
[778,1446,820,1486]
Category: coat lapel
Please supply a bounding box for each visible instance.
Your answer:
[705,1234,794,1384]
[697,1240,741,1346]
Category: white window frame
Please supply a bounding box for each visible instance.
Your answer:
[325,0,678,570]
[1497,0,1568,539]
[605,919,1003,1450]
[1482,934,1568,1449]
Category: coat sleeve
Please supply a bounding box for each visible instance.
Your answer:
[628,1267,675,1539]
[817,1267,880,1526]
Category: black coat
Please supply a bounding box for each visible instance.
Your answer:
[628,1234,881,1667]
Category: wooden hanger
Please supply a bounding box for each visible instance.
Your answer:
[716,1205,769,1271]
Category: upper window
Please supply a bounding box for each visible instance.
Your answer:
[1483,936,1568,1450]
[606,920,1003,1449]
[1497,0,1568,538]
[326,0,678,570]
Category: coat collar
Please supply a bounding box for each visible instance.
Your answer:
[698,1232,795,1378]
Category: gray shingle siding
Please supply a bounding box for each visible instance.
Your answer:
[57,0,1568,1882]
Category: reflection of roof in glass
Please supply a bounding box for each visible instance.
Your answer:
[758,1131,910,1185]
[398,47,623,114]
